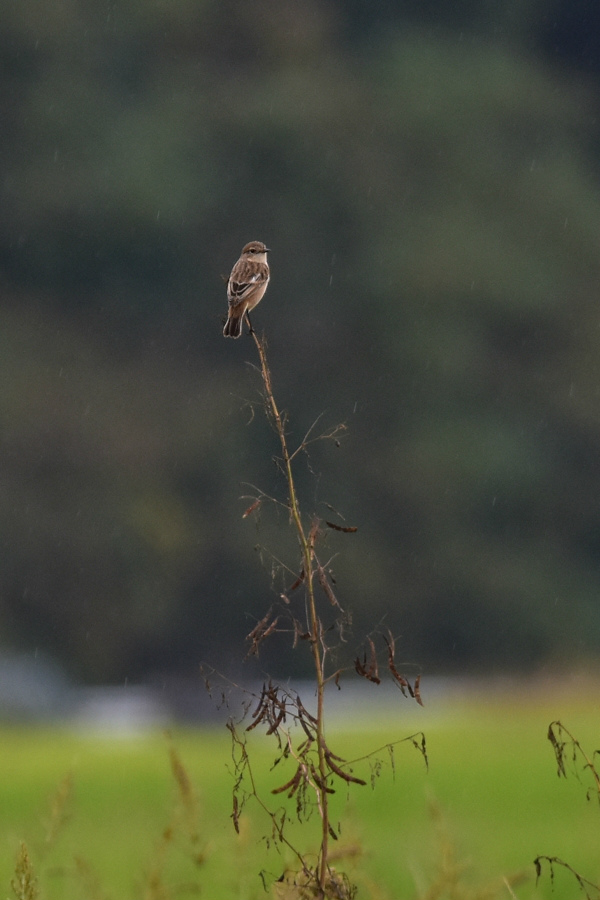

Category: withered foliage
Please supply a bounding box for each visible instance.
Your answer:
[225,328,427,899]
[354,628,423,705]
[242,498,262,519]
[288,569,305,593]
[534,856,600,900]
[534,721,600,900]
[316,562,342,610]
[246,681,289,737]
[244,515,352,660]
[227,677,428,860]
[354,638,380,684]
[246,607,281,658]
[243,682,368,796]
[546,720,600,800]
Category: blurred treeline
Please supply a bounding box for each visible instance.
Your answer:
[3,0,600,682]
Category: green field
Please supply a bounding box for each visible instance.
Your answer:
[2,680,599,899]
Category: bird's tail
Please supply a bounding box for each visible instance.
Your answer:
[223,314,243,338]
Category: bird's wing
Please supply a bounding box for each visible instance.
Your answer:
[227,261,269,309]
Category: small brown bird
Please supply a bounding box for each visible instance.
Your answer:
[223,241,270,338]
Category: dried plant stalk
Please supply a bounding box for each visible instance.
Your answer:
[227,319,425,898]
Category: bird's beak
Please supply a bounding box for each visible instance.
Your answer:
[265,247,271,253]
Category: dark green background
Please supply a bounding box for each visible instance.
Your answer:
[3,0,600,682]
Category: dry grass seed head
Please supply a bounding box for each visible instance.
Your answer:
[11,843,39,900]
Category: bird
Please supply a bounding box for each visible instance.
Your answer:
[223,241,271,338]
